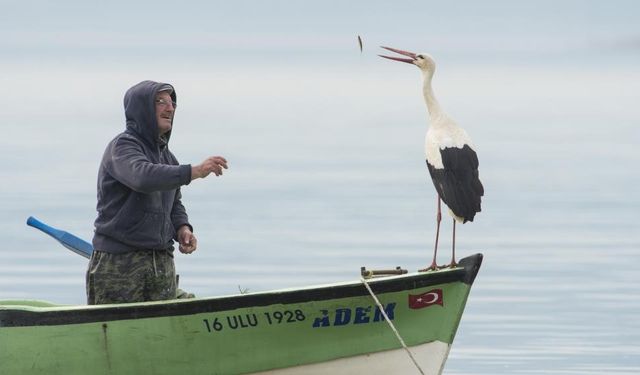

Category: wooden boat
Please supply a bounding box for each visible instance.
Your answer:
[0,218,482,375]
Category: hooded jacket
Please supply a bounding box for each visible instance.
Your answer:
[92,80,192,254]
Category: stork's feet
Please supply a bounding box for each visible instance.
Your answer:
[419,260,459,272]
[419,261,440,272]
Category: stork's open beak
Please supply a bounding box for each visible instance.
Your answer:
[379,46,417,64]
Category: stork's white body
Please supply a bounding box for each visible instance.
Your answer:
[424,114,475,170]
[419,61,483,224]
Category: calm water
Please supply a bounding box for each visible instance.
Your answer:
[1,52,639,374]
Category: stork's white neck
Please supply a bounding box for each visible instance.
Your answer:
[421,71,445,122]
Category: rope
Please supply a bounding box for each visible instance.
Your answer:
[152,251,158,276]
[360,277,426,375]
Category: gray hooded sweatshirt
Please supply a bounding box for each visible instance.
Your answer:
[92,80,192,254]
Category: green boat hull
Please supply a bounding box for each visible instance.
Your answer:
[0,254,482,375]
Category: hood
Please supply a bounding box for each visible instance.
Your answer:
[123,80,177,147]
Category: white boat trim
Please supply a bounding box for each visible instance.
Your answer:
[252,340,451,375]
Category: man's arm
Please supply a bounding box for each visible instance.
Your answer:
[108,136,191,193]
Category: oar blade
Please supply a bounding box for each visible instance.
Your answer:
[27,216,94,259]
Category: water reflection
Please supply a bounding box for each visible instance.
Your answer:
[1,60,639,374]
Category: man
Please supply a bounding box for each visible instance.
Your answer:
[87,80,228,305]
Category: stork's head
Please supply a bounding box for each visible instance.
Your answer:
[379,46,436,75]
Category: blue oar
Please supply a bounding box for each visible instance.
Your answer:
[27,216,195,299]
[26,216,93,259]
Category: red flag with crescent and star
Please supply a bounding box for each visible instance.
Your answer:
[408,289,443,309]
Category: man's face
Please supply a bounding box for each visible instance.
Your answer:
[155,91,175,135]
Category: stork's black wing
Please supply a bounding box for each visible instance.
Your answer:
[426,145,484,223]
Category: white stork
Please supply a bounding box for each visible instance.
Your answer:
[379,46,484,270]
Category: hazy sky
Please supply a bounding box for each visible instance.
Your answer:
[2,0,639,60]
[2,0,638,161]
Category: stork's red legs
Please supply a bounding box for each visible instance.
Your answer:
[421,196,442,271]
[450,219,458,268]
[421,197,459,271]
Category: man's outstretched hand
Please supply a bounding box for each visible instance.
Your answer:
[192,156,228,179]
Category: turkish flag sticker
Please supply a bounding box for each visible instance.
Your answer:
[408,289,443,309]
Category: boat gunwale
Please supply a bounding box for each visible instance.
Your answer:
[1,253,482,328]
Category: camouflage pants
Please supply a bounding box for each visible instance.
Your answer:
[86,249,194,305]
